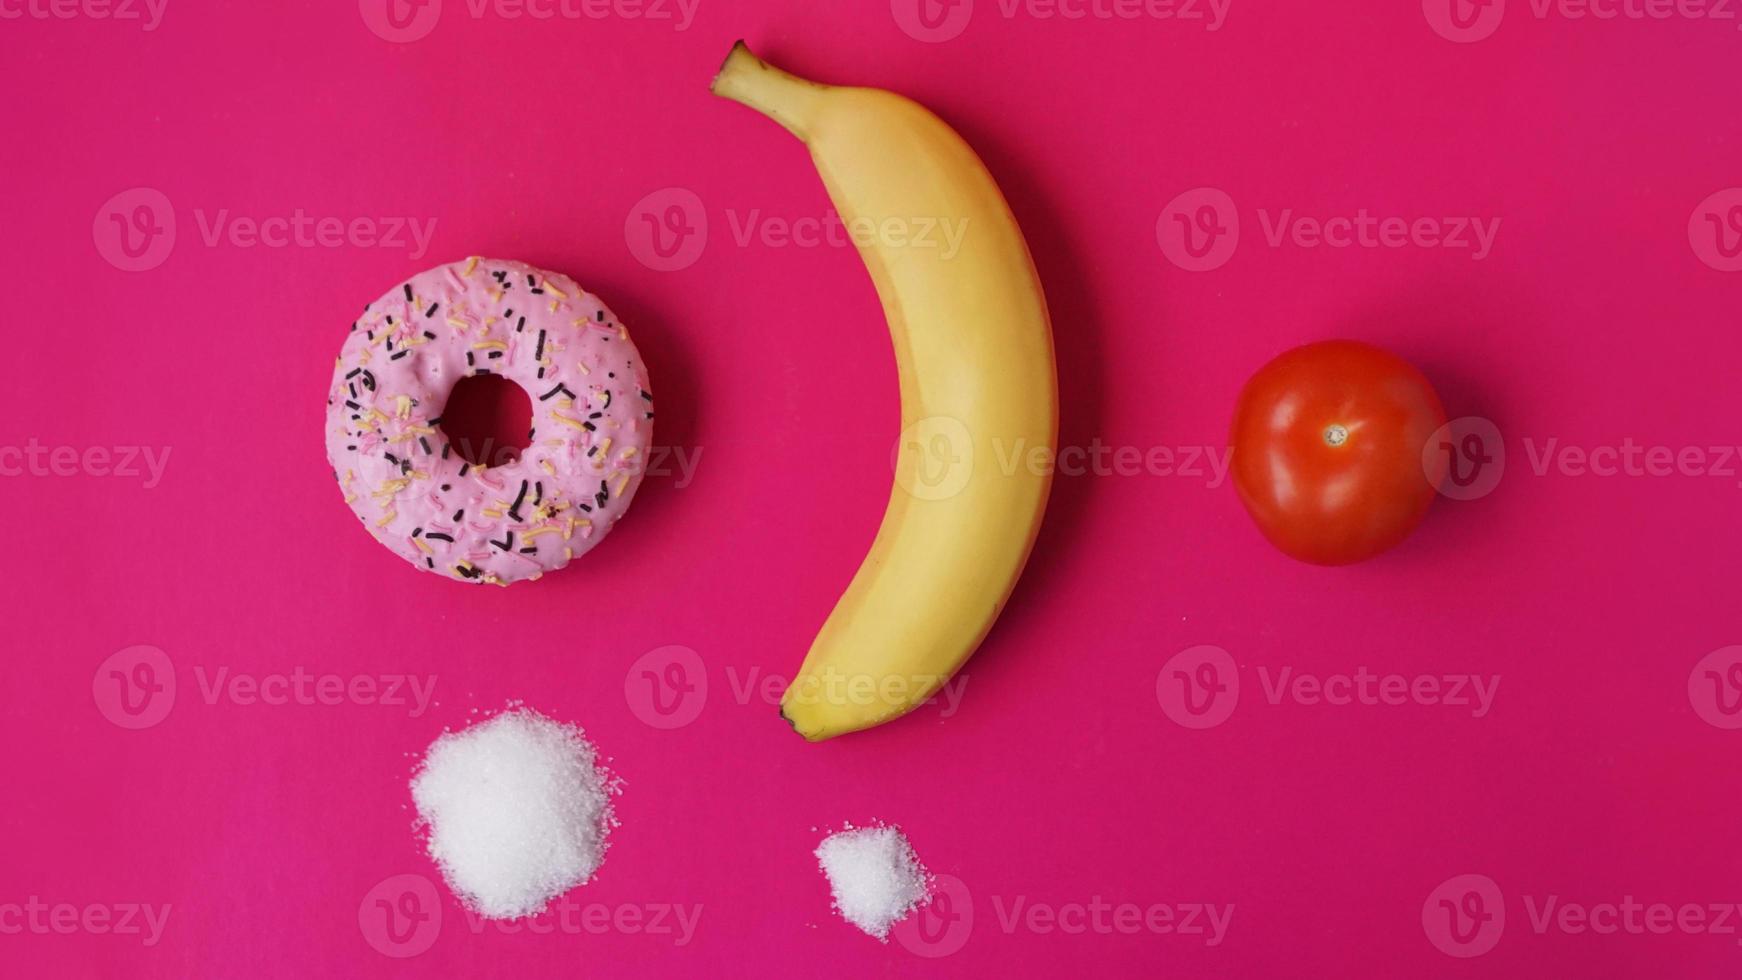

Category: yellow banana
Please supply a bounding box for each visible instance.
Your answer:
[712,42,1058,741]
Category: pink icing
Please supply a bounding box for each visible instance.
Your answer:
[324,257,654,585]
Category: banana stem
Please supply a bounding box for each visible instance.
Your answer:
[710,41,830,141]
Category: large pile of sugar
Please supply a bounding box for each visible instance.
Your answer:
[410,707,618,919]
[815,825,932,940]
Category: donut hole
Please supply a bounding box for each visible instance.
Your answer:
[440,374,533,467]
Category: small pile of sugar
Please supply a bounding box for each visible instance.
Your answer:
[410,707,618,920]
[815,825,932,940]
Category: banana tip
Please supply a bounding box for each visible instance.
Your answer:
[711,39,752,92]
[779,705,832,742]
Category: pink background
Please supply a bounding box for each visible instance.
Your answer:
[4,1,1740,976]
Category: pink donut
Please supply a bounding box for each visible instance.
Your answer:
[325,258,654,585]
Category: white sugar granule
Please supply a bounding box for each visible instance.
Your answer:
[411,707,618,920]
[815,825,932,940]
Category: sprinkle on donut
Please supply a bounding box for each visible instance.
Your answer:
[325,258,655,585]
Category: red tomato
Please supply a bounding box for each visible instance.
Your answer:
[1230,340,1448,565]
